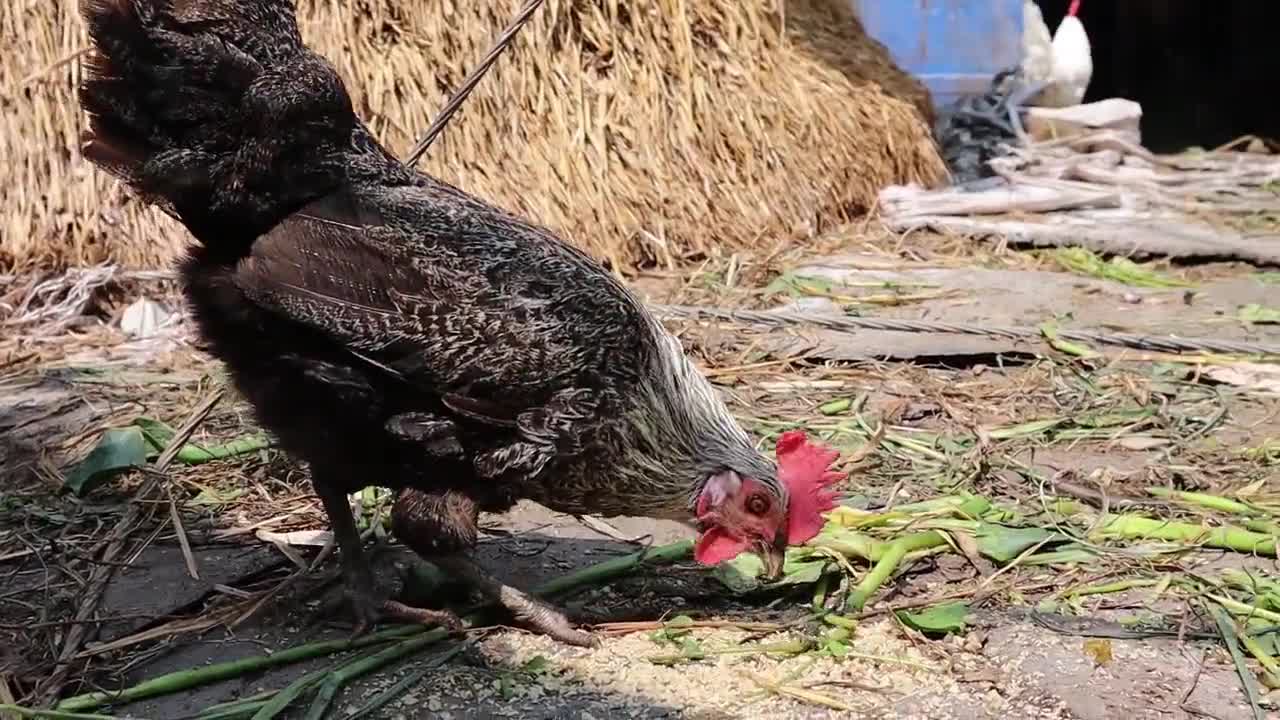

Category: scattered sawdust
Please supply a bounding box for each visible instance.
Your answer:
[378,621,1078,719]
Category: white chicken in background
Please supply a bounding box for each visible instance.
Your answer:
[1020,0,1093,108]
[1021,0,1055,88]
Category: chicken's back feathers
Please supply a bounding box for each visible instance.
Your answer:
[78,0,356,255]
[237,188,654,401]
[223,184,667,489]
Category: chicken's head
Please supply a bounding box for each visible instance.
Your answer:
[693,430,843,580]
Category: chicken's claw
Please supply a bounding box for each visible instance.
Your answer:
[513,600,598,648]
[431,556,598,648]
[381,600,466,631]
[343,583,383,639]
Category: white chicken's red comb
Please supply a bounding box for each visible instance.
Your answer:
[777,430,844,545]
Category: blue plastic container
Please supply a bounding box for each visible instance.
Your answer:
[851,0,1025,109]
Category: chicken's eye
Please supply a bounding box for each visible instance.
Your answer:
[746,495,769,515]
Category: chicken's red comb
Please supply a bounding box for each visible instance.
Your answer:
[777,430,844,545]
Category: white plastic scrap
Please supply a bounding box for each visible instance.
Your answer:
[120,296,172,338]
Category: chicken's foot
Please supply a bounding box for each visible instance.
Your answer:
[388,488,595,646]
[316,480,468,635]
[380,600,465,630]
[433,556,598,648]
[314,478,382,636]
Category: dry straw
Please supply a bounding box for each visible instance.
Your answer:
[2,0,945,274]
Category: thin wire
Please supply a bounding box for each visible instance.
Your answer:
[403,0,546,167]
[650,304,1280,357]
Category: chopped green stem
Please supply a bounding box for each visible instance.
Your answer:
[1210,595,1280,625]
[649,639,811,665]
[1093,515,1276,556]
[196,689,276,716]
[57,627,420,713]
[810,532,882,562]
[877,496,974,515]
[1221,569,1280,597]
[175,436,272,464]
[194,703,267,720]
[1210,604,1266,720]
[845,532,946,612]
[821,614,859,630]
[249,652,368,720]
[1066,578,1161,599]
[1147,488,1258,516]
[1240,634,1280,689]
[811,574,830,610]
[302,628,453,720]
[340,643,469,720]
[818,399,851,416]
[1246,519,1280,535]
[987,418,1068,440]
[0,708,123,720]
[532,540,693,598]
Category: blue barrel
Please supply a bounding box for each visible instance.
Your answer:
[852,0,1025,109]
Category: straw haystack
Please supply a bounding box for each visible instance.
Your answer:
[2,0,945,274]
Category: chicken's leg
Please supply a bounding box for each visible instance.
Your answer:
[314,477,381,634]
[391,488,597,648]
[431,555,597,648]
[314,475,460,635]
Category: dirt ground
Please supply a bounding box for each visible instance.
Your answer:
[2,232,1279,719]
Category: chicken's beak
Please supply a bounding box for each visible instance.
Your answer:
[757,536,787,582]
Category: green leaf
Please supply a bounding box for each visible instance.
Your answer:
[974,524,1056,563]
[63,427,150,496]
[896,602,970,635]
[678,637,705,660]
[134,415,272,466]
[132,416,177,455]
[648,615,696,645]
[1051,247,1192,288]
[820,626,853,657]
[712,551,828,594]
[1239,304,1280,325]
[520,656,550,675]
[713,554,768,593]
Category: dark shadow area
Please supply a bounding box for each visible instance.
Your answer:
[2,520,779,719]
[1036,0,1280,152]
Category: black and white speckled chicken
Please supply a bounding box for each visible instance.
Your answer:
[77,0,842,646]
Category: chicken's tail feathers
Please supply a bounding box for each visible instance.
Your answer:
[77,0,359,250]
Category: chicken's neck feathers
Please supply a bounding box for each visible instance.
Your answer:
[612,317,783,519]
